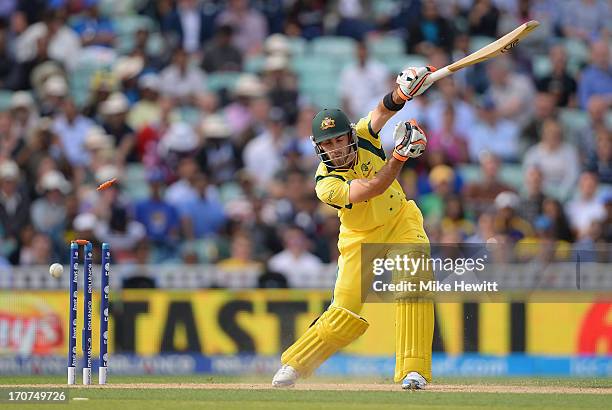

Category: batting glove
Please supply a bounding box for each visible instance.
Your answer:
[393,120,427,161]
[396,66,436,101]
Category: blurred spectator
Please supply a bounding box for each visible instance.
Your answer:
[286,0,325,39]
[10,91,39,141]
[82,71,116,120]
[585,130,612,184]
[451,32,488,94]
[566,171,607,239]
[225,73,268,136]
[134,170,180,262]
[114,55,144,105]
[241,196,283,259]
[197,115,242,185]
[95,205,146,261]
[576,95,610,157]
[168,0,209,54]
[573,220,607,254]
[177,173,226,239]
[493,191,533,241]
[130,25,165,72]
[515,215,572,262]
[519,165,546,224]
[52,98,95,167]
[535,44,577,108]
[577,40,612,108]
[523,118,579,200]
[427,104,469,164]
[0,110,24,160]
[0,161,30,260]
[0,18,13,88]
[286,105,316,167]
[100,92,136,164]
[425,77,476,135]
[127,74,162,131]
[419,165,455,223]
[30,170,69,247]
[218,231,262,270]
[464,152,514,214]
[39,75,69,116]
[263,33,291,57]
[441,195,474,240]
[83,127,114,179]
[268,225,322,288]
[541,197,574,242]
[165,157,200,207]
[70,1,115,48]
[159,48,206,104]
[15,119,65,180]
[466,211,496,243]
[243,106,287,188]
[15,9,80,71]
[72,212,98,246]
[560,0,611,41]
[202,24,242,73]
[262,54,299,124]
[216,0,268,56]
[90,164,124,222]
[18,231,52,265]
[486,57,535,126]
[406,0,454,55]
[520,91,557,150]
[335,0,374,39]
[468,0,499,37]
[339,40,388,120]
[468,97,520,162]
[157,122,200,172]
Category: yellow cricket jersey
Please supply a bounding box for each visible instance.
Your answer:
[315,113,407,231]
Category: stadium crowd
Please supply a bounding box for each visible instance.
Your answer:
[0,0,611,288]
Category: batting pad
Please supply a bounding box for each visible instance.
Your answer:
[281,306,369,378]
[394,298,434,382]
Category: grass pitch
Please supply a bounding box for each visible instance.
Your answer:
[1,375,610,409]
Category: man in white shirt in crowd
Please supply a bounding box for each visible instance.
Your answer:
[243,107,287,188]
[523,118,579,201]
[268,225,323,288]
[566,171,607,239]
[486,57,535,126]
[339,40,388,120]
[468,97,520,162]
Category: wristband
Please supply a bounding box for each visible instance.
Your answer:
[393,150,408,162]
[396,86,412,101]
[383,92,405,111]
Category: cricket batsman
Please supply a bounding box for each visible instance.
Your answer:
[272,66,437,389]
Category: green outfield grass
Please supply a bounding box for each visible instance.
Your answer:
[0,375,610,410]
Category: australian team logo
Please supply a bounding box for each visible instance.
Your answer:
[321,117,335,130]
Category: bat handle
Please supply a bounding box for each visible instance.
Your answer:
[424,67,452,87]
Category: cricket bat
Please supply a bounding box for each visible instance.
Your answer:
[424,20,540,85]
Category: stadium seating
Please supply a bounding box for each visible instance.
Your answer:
[311,36,357,60]
[206,72,242,93]
[367,35,405,61]
[0,90,13,111]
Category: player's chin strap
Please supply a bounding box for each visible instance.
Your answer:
[311,127,358,169]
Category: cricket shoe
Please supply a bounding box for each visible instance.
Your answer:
[272,364,298,387]
[402,372,427,390]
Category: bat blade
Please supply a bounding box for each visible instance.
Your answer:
[425,20,540,85]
